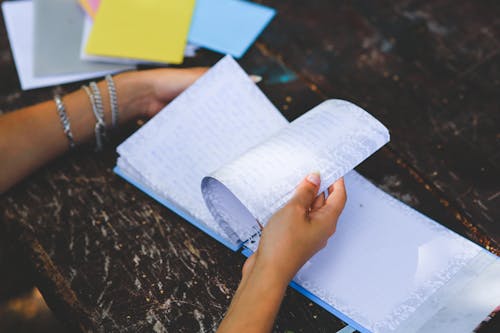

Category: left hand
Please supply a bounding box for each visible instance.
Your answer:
[112,67,208,122]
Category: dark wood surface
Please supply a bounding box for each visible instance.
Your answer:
[1,0,499,332]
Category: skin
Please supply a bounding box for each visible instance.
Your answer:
[218,174,347,333]
[0,67,207,194]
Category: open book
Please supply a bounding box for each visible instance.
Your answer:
[115,56,499,333]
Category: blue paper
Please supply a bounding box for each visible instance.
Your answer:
[188,0,275,58]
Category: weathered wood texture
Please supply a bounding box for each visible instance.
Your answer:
[0,0,498,332]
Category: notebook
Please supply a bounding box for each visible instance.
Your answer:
[115,56,500,333]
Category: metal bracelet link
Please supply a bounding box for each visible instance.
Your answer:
[105,75,119,128]
[54,94,76,149]
[82,85,106,151]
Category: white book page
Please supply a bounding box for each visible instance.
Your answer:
[291,171,482,333]
[117,56,288,246]
[202,100,390,242]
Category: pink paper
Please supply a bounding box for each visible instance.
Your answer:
[88,0,100,12]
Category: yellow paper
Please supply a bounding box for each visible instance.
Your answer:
[85,0,195,64]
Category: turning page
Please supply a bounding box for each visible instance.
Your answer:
[202,99,390,243]
[116,56,287,249]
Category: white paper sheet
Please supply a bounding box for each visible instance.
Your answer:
[1,0,132,90]
[116,56,288,246]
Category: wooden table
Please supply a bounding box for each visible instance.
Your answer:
[1,0,498,331]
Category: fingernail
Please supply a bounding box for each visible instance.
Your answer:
[249,74,262,83]
[306,172,321,186]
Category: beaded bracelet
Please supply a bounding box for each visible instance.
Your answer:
[54,94,76,149]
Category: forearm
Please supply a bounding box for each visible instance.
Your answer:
[0,73,145,193]
[0,67,207,194]
[217,261,288,333]
[218,175,346,332]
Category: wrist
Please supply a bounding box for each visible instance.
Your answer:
[249,257,292,290]
[112,70,154,122]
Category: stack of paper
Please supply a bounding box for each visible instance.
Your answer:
[81,0,276,63]
[1,0,276,90]
[2,0,133,90]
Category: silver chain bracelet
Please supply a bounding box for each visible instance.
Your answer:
[105,75,119,129]
[54,94,76,149]
[82,85,106,151]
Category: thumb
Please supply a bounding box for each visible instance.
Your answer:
[290,172,321,209]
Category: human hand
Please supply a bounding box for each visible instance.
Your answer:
[111,67,207,123]
[217,174,345,332]
[243,173,347,286]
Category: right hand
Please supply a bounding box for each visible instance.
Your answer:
[243,174,347,285]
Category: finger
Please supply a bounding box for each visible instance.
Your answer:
[249,74,262,83]
[170,67,208,89]
[323,177,347,218]
[328,184,334,195]
[184,67,209,80]
[154,67,208,101]
[289,172,321,209]
[311,192,326,211]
